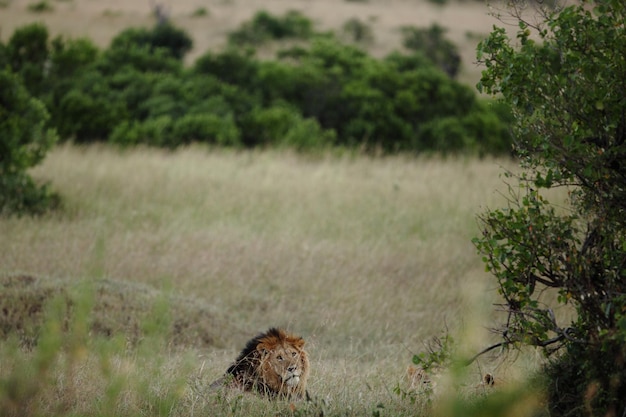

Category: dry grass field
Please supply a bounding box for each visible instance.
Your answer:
[0,0,555,415]
[0,145,551,416]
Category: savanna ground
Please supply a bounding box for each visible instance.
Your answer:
[1,146,551,416]
[0,0,556,415]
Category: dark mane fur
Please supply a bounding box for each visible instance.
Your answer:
[226,327,284,377]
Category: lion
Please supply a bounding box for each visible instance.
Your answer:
[211,327,310,399]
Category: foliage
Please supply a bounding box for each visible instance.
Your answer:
[261,39,510,153]
[244,104,336,150]
[227,10,314,46]
[1,18,513,155]
[474,0,626,414]
[401,23,461,78]
[4,23,50,96]
[110,23,193,60]
[0,70,58,215]
[411,333,455,371]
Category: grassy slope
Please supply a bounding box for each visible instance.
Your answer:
[0,145,530,415]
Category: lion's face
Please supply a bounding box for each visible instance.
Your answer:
[259,343,306,389]
[255,329,309,397]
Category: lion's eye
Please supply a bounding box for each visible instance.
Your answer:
[291,352,297,357]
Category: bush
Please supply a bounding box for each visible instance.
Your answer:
[1,21,513,155]
[97,44,183,75]
[55,71,127,141]
[228,10,314,46]
[110,23,192,60]
[5,23,50,96]
[193,48,260,89]
[244,104,335,149]
[401,24,461,78]
[172,113,241,146]
[474,0,626,414]
[0,70,58,215]
[49,37,99,79]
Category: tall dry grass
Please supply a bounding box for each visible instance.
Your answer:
[1,145,542,415]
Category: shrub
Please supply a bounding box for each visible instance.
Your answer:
[193,48,259,88]
[0,70,58,215]
[110,115,174,147]
[244,104,335,149]
[97,44,183,75]
[5,23,50,96]
[401,24,461,78]
[172,113,241,146]
[474,0,626,414]
[227,10,314,46]
[384,51,434,73]
[110,23,192,60]
[49,36,99,78]
[1,21,513,155]
[55,70,127,141]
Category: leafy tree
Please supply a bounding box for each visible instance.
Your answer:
[0,70,58,214]
[4,23,50,96]
[473,0,626,414]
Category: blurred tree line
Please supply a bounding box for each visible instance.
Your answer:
[0,11,513,214]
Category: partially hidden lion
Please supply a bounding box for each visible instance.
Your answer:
[211,327,310,399]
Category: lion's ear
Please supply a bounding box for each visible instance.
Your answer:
[288,336,305,349]
[256,342,271,356]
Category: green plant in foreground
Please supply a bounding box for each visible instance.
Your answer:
[0,280,190,417]
[474,0,626,415]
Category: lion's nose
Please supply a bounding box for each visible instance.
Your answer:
[288,365,297,372]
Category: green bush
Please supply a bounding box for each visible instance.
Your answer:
[172,113,241,146]
[110,115,174,147]
[112,114,241,148]
[5,23,50,96]
[244,104,335,149]
[227,10,314,46]
[97,44,183,75]
[110,23,193,60]
[474,0,626,414]
[1,21,512,155]
[193,48,260,89]
[401,24,461,78]
[49,37,99,78]
[55,71,127,141]
[0,70,58,215]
